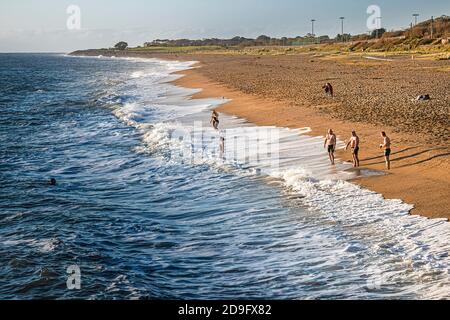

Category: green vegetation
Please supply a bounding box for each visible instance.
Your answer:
[114,41,128,50]
[128,45,225,53]
[89,16,450,57]
[136,16,449,52]
[142,35,330,48]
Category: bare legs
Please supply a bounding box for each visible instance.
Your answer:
[328,150,335,165]
[385,155,390,170]
[352,153,360,167]
[219,138,225,158]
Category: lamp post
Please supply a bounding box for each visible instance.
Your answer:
[376,17,382,39]
[430,16,434,39]
[413,13,419,26]
[339,17,345,42]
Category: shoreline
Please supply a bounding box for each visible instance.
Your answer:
[172,62,449,220]
[69,51,450,220]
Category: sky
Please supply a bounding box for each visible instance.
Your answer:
[0,0,449,52]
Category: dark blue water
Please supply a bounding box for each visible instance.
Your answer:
[0,54,301,299]
[0,54,448,300]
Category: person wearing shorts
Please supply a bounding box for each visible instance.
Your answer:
[345,131,360,167]
[324,129,337,165]
[380,131,391,170]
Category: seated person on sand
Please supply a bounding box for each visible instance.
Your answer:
[345,131,360,168]
[380,131,391,170]
[324,129,337,165]
[322,83,334,97]
[210,110,220,130]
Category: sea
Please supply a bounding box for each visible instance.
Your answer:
[0,53,448,299]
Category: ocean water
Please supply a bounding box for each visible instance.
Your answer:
[0,53,448,300]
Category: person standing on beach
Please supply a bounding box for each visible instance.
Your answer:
[345,131,360,167]
[324,129,337,165]
[322,83,334,97]
[210,110,219,130]
[380,131,391,170]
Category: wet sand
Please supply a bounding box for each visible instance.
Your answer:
[170,55,449,220]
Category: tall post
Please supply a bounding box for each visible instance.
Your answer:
[445,16,448,39]
[340,17,345,42]
[413,13,419,26]
[430,16,434,39]
[311,19,316,37]
[376,17,382,39]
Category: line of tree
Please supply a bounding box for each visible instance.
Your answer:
[114,41,128,50]
[138,15,449,49]
[144,35,332,48]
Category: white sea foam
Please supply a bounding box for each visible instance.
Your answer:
[2,238,60,253]
[102,275,142,300]
[106,57,449,299]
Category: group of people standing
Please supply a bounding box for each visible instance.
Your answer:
[211,108,392,171]
[322,82,392,170]
[324,129,392,170]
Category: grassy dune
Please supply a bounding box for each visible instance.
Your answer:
[124,39,450,58]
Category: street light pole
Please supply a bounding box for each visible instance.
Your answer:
[430,16,434,39]
[339,17,345,42]
[376,17,382,39]
[413,13,419,26]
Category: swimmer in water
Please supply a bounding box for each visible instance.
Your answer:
[219,129,225,159]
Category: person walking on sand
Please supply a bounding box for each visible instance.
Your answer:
[210,110,219,130]
[324,129,337,165]
[345,131,360,167]
[322,83,334,97]
[380,131,391,170]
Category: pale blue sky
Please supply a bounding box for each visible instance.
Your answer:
[1,0,448,52]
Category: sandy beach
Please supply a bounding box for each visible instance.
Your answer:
[169,53,450,220]
[6,0,450,301]
[70,50,450,220]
